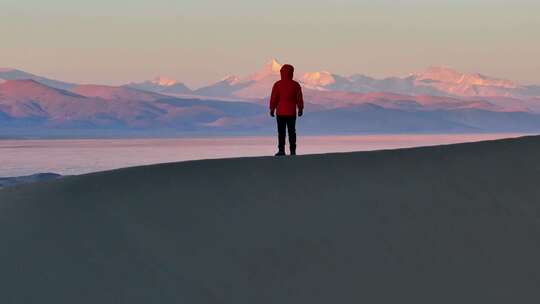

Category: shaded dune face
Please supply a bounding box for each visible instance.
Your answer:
[1,136,540,303]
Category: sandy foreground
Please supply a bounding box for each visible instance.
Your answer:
[1,135,540,303]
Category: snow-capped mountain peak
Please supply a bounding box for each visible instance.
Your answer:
[221,75,241,85]
[301,71,336,87]
[413,66,517,88]
[269,58,282,73]
[126,76,192,95]
[248,58,283,81]
[413,66,464,83]
[151,76,178,87]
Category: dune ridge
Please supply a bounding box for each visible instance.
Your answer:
[1,136,540,303]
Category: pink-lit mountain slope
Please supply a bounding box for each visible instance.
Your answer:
[71,84,166,101]
[0,80,264,130]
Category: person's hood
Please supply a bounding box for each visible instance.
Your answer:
[280,64,294,80]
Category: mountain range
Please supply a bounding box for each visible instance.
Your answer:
[126,76,192,95]
[1,60,540,137]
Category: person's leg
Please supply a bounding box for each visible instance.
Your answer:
[287,116,297,155]
[276,116,286,155]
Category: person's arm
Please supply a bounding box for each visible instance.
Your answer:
[269,82,279,117]
[297,84,304,116]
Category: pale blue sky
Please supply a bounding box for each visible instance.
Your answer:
[1,0,539,87]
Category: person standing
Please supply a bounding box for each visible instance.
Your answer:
[269,64,304,156]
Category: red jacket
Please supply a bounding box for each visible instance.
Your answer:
[269,64,304,116]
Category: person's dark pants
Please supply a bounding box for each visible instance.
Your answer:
[276,115,296,153]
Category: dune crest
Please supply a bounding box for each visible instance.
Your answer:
[2,136,540,303]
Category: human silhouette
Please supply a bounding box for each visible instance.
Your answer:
[269,64,304,156]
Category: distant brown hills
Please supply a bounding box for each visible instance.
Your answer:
[1,61,540,137]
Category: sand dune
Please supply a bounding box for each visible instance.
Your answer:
[1,136,540,303]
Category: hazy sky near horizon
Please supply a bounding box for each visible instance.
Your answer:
[1,0,539,88]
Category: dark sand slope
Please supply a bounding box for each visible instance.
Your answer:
[1,136,540,303]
